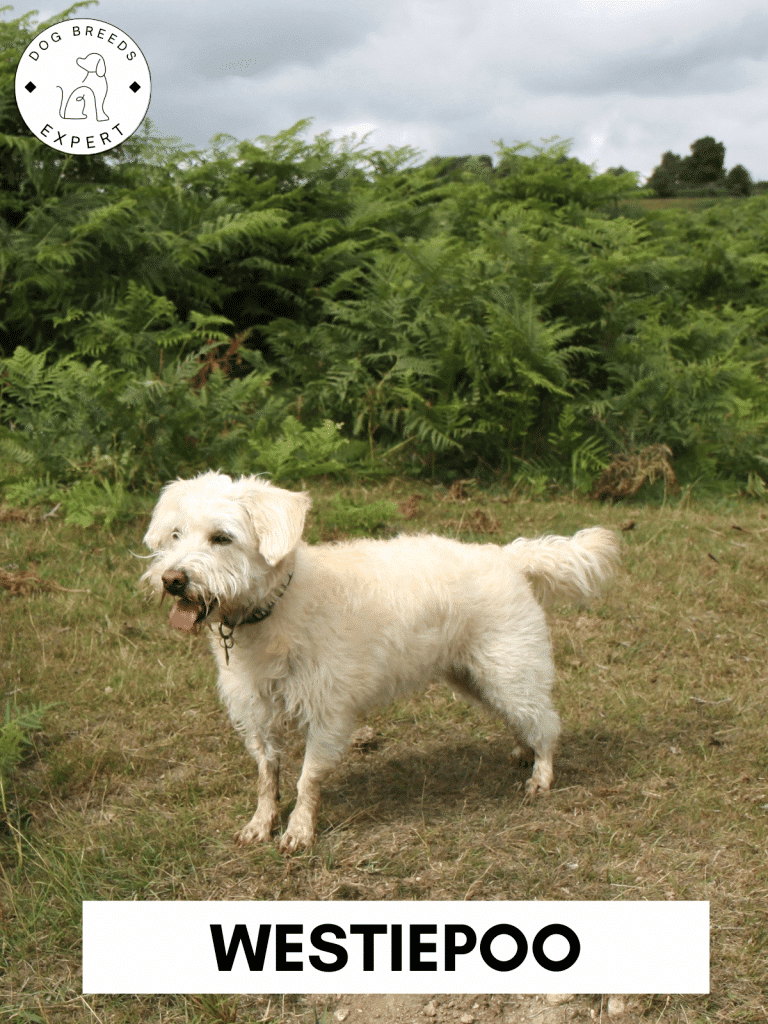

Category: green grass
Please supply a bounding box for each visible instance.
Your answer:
[1,479,767,1021]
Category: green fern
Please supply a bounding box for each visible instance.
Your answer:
[248,417,356,482]
[0,700,55,791]
[4,70,768,492]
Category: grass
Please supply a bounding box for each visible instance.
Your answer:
[1,478,767,1022]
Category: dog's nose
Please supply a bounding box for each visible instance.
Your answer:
[161,569,189,596]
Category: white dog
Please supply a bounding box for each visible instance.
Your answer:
[142,471,618,853]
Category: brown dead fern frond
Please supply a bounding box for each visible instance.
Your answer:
[592,443,678,500]
[188,329,255,390]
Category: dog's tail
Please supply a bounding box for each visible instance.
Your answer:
[505,526,619,608]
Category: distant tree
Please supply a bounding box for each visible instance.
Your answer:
[647,151,683,196]
[660,151,684,179]
[648,166,676,197]
[470,154,494,173]
[605,165,631,177]
[725,164,752,196]
[647,140,731,195]
[423,155,493,180]
[679,136,725,187]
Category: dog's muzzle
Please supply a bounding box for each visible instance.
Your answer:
[161,569,214,632]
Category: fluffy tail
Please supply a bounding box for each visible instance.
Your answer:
[505,526,619,608]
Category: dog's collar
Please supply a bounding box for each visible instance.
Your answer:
[217,571,293,664]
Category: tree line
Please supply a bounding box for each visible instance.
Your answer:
[646,136,756,197]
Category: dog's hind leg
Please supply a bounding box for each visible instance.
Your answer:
[491,683,560,796]
[235,734,280,845]
[514,700,560,796]
[447,660,560,797]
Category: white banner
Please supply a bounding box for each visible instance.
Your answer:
[82,900,709,994]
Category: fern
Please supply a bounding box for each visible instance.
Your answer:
[248,417,358,482]
[4,65,768,492]
[61,477,131,529]
[0,700,55,791]
[0,344,283,510]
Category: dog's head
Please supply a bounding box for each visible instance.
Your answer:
[142,471,311,632]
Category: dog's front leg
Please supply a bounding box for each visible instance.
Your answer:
[235,734,280,845]
[279,727,344,854]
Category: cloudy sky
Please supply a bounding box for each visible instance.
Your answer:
[18,0,768,181]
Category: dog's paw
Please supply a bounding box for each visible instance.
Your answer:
[524,772,554,798]
[278,820,316,854]
[235,818,274,845]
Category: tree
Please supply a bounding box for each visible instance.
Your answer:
[647,166,676,197]
[648,139,732,195]
[725,164,752,196]
[423,155,493,181]
[679,136,725,187]
[647,151,683,196]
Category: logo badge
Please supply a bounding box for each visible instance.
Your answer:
[15,18,152,156]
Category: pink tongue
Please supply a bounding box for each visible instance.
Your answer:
[169,599,202,632]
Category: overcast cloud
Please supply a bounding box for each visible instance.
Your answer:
[18,0,768,180]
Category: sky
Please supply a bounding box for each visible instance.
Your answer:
[16,0,768,182]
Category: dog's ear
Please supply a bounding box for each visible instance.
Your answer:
[239,485,311,566]
[144,519,166,552]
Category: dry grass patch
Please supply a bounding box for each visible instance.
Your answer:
[1,481,766,1022]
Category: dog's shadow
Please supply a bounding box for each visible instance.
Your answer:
[314,728,631,833]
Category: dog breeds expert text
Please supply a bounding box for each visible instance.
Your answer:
[142,472,619,853]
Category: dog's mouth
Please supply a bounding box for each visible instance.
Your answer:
[162,593,218,633]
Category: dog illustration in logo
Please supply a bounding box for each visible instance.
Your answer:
[57,53,109,122]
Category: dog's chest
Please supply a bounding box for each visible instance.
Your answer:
[213,625,312,704]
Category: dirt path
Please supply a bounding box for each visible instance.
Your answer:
[306,991,644,1023]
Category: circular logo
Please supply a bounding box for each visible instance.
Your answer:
[14,18,151,156]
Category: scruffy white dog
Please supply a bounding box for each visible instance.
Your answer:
[142,471,618,853]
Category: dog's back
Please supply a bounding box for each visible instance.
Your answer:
[296,527,618,613]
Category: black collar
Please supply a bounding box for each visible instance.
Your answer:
[217,571,293,664]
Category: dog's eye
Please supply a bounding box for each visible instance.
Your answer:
[211,534,233,545]
[172,530,181,540]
